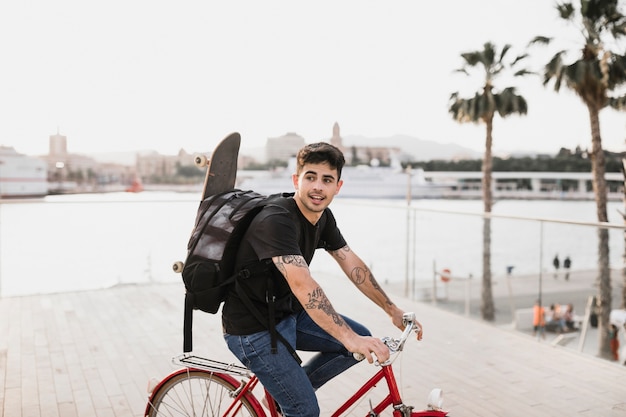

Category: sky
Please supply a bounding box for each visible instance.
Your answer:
[1,0,626,159]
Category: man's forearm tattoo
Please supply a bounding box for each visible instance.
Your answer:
[350,266,367,285]
[351,266,394,306]
[305,287,346,327]
[329,245,350,261]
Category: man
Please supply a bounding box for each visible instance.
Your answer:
[222,142,422,417]
[553,254,560,279]
[532,299,545,339]
[563,256,571,280]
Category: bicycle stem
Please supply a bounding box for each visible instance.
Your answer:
[353,312,419,365]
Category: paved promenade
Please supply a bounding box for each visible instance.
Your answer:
[1,271,625,417]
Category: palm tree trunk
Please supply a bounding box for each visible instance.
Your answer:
[481,118,495,321]
[622,158,626,309]
[587,104,612,359]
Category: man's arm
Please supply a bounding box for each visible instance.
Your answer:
[328,245,423,340]
[272,254,389,363]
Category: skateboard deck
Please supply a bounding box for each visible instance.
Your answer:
[173,132,241,274]
[195,132,241,200]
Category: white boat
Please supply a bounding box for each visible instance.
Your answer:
[0,146,48,198]
[237,162,453,199]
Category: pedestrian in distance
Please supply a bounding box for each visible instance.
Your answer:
[609,324,620,362]
[532,300,546,339]
[553,254,560,279]
[221,142,423,417]
[546,303,567,333]
[563,256,571,280]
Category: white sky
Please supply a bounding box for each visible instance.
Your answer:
[1,0,625,158]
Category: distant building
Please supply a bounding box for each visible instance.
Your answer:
[329,122,400,167]
[136,148,195,180]
[49,130,68,156]
[43,131,101,183]
[266,132,306,162]
[43,130,133,190]
[261,123,401,167]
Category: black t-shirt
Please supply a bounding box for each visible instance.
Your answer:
[222,197,346,335]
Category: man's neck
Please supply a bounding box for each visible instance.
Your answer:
[293,196,323,225]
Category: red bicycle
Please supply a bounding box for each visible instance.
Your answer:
[145,312,448,417]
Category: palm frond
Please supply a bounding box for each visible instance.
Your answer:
[499,44,512,63]
[528,35,552,47]
[544,51,566,88]
[514,69,536,77]
[483,42,496,66]
[608,94,626,110]
[461,51,482,67]
[495,88,528,117]
[607,53,626,87]
[556,2,576,20]
[511,53,529,66]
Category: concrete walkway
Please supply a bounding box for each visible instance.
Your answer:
[1,272,625,417]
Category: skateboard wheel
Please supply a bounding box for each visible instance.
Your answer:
[172,261,184,273]
[194,155,209,168]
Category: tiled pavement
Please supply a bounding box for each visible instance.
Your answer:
[1,273,625,417]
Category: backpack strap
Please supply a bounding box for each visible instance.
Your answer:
[182,266,240,353]
[235,272,302,364]
[183,293,194,353]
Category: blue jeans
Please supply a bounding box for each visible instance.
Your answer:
[224,310,370,417]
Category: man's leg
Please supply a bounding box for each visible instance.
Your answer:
[225,315,320,417]
[295,310,371,389]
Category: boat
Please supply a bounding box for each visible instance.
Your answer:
[0,146,48,198]
[236,159,454,199]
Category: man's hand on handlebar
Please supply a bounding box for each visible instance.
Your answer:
[391,309,423,341]
[348,335,390,364]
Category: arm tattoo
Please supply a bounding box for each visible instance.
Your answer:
[280,255,307,267]
[305,287,346,327]
[274,255,307,277]
[350,266,367,285]
[351,266,394,306]
[329,245,351,261]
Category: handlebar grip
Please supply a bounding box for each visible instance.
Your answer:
[352,352,366,361]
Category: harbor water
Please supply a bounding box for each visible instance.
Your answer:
[1,191,625,298]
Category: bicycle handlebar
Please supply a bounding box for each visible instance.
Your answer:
[353,312,420,364]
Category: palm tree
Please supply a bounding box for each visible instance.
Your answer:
[530,0,626,360]
[448,42,529,321]
[622,159,626,310]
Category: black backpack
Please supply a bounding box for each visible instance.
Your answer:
[181,189,299,361]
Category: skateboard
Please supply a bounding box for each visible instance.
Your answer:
[172,132,241,273]
[194,132,241,200]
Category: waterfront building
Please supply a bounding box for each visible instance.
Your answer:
[330,122,401,167]
[265,132,306,162]
[0,146,48,197]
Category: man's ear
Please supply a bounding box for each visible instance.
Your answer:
[334,179,344,195]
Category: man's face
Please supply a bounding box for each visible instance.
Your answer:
[292,162,343,218]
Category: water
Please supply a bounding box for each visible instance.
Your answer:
[1,192,624,297]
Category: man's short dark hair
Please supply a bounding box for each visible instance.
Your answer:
[296,142,345,180]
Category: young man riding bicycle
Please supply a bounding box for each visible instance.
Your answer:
[222,142,423,417]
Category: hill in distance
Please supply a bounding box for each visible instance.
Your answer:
[341,134,482,161]
[88,135,506,166]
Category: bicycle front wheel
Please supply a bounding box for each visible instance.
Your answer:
[146,370,259,417]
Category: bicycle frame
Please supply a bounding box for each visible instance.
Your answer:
[145,313,448,417]
[331,361,446,417]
